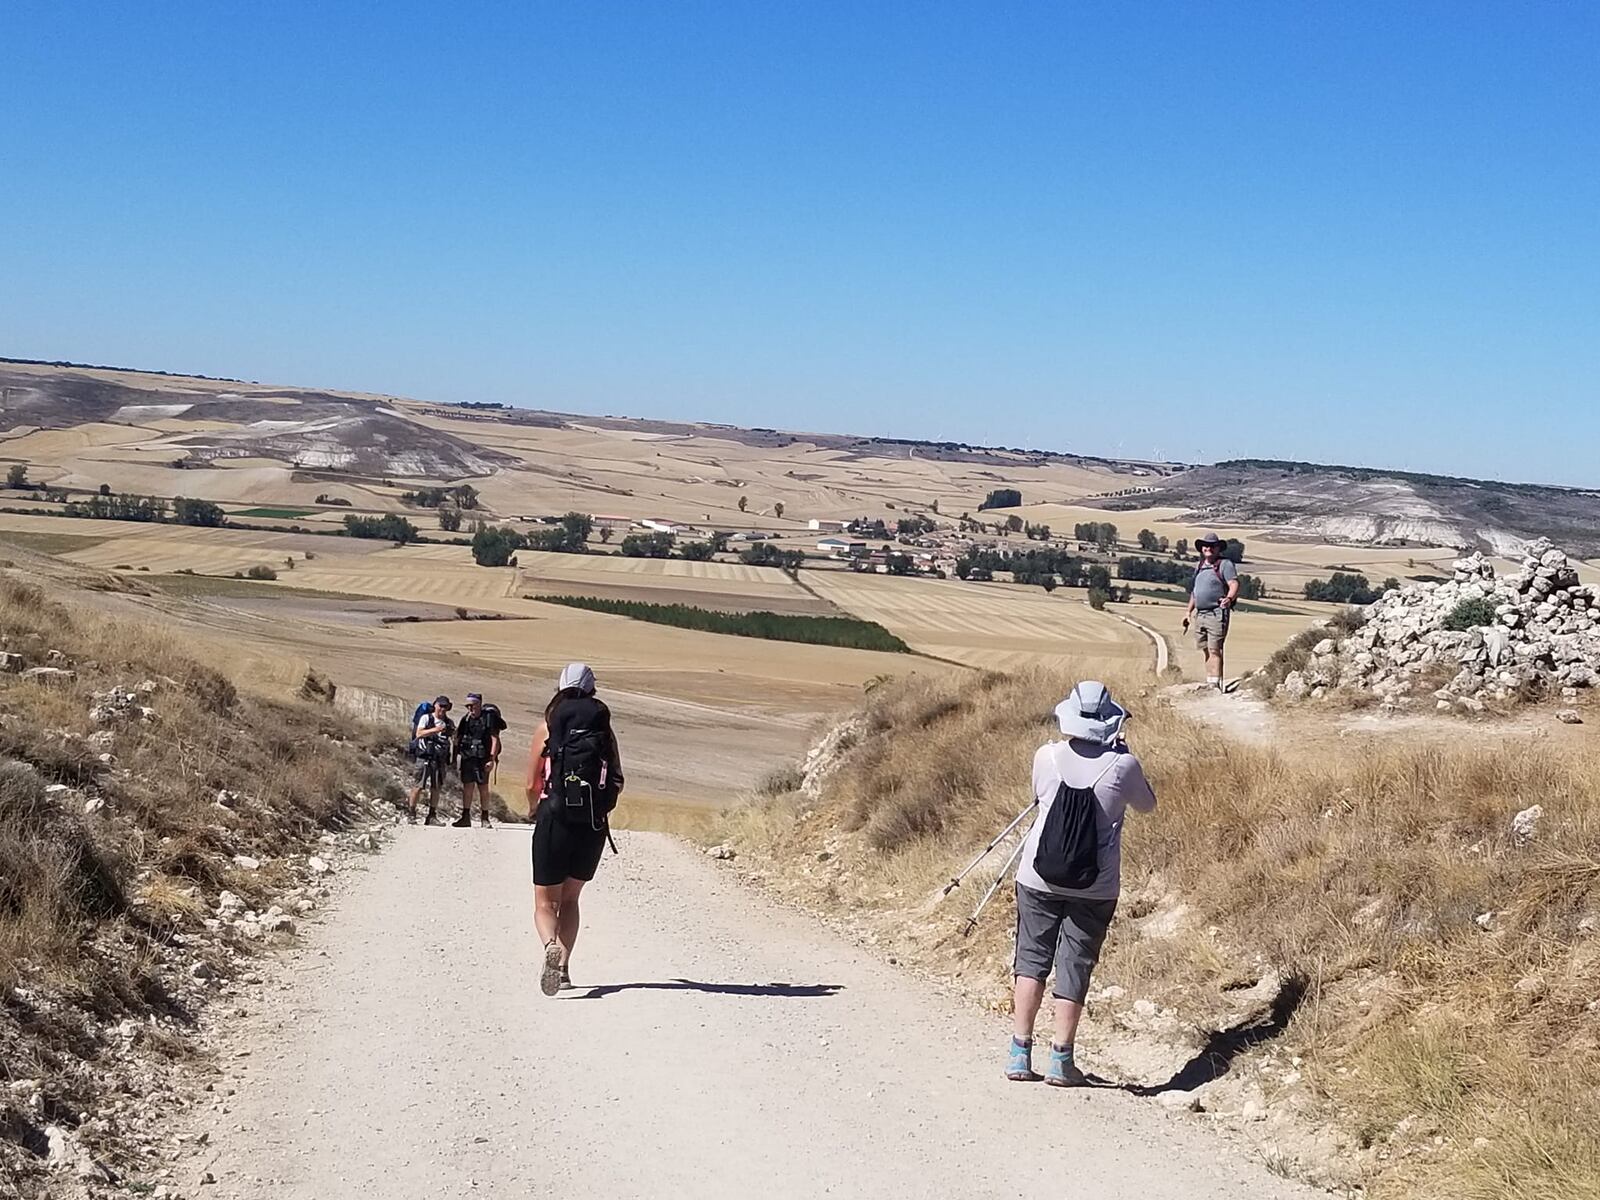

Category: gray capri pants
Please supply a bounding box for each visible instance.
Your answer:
[1013,883,1118,1004]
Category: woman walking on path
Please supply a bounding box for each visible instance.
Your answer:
[1007,681,1156,1086]
[526,663,623,996]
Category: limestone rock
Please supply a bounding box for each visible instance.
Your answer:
[1511,804,1544,845]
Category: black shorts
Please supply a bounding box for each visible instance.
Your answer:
[532,801,608,886]
[459,758,491,786]
[413,757,446,788]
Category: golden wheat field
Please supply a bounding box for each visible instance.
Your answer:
[804,570,1151,672]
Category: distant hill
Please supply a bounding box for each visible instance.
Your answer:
[1099,459,1600,558]
[5,357,1596,555]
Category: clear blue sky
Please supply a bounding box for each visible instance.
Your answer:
[2,2,1596,484]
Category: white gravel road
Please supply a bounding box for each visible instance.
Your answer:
[190,828,1316,1200]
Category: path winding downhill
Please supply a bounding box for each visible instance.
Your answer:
[190,828,1316,1200]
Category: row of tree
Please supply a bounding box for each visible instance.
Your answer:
[61,492,226,527]
[1304,572,1397,604]
[401,484,479,510]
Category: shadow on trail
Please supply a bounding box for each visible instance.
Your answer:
[1087,974,1307,1097]
[569,979,843,1000]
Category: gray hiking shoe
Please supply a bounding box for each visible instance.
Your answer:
[539,940,563,997]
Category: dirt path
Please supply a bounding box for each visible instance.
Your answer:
[185,829,1314,1199]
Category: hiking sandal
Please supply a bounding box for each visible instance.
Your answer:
[539,940,563,997]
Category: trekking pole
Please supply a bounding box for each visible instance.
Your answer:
[962,835,1029,938]
[941,801,1037,897]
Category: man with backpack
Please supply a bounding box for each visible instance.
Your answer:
[1182,531,1240,690]
[525,662,623,996]
[406,696,454,824]
[452,692,505,828]
[1007,682,1155,1086]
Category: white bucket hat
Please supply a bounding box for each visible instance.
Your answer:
[1054,681,1128,745]
[558,662,596,694]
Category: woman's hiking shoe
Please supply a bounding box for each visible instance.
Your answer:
[1045,1044,1086,1087]
[451,812,471,828]
[1006,1037,1040,1082]
[559,967,573,991]
[539,940,564,997]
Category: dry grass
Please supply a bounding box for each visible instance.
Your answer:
[0,571,393,989]
[0,567,401,1194]
[720,667,1600,1199]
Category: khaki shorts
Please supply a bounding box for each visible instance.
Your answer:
[1194,607,1230,650]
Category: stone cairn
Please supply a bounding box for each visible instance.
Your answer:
[1279,538,1599,711]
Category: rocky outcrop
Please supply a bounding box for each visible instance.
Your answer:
[1279,538,1600,708]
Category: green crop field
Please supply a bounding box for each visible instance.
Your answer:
[231,507,313,519]
[533,594,910,653]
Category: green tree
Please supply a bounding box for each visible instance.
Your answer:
[98,482,112,497]
[1174,538,1189,557]
[344,513,418,543]
[679,540,715,561]
[1087,587,1109,610]
[1137,529,1159,552]
[620,531,675,558]
[1006,515,1024,533]
[978,488,1022,511]
[174,497,227,527]
[738,495,748,513]
[774,501,785,519]
[709,531,731,553]
[437,506,462,532]
[452,484,480,510]
[471,525,526,566]
[599,525,614,544]
[6,464,29,489]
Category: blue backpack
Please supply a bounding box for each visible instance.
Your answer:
[406,701,433,758]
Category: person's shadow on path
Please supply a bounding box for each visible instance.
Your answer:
[567,979,842,1000]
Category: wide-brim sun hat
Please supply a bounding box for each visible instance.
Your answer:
[1054,681,1128,745]
[1196,530,1224,547]
[558,662,596,694]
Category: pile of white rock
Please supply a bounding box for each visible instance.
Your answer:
[1279,538,1600,709]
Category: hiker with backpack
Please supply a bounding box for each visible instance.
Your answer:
[406,696,455,824]
[452,692,506,828]
[1007,681,1155,1086]
[1182,531,1240,690]
[525,662,623,996]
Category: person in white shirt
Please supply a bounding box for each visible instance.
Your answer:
[1007,681,1157,1086]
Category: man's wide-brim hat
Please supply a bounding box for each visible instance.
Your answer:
[1196,530,1225,547]
[1054,681,1128,746]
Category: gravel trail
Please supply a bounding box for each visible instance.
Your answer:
[192,827,1315,1199]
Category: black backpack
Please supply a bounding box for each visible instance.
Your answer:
[550,725,617,830]
[1032,757,1118,890]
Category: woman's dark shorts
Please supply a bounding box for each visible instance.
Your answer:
[532,802,608,886]
[459,758,491,786]
[1013,883,1118,1004]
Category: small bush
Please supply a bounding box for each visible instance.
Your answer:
[245,565,278,581]
[1087,587,1109,610]
[1443,597,1498,631]
[757,764,804,796]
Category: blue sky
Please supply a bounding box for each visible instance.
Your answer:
[2,2,1596,484]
